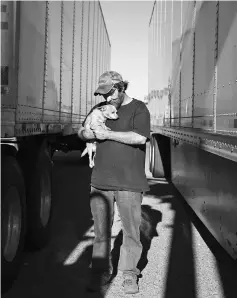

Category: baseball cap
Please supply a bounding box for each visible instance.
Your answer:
[94,71,123,96]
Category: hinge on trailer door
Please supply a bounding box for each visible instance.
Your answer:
[85,1,90,116]
[71,1,76,122]
[91,1,96,108]
[79,1,84,117]
[192,2,197,128]
[59,1,64,123]
[213,1,220,133]
[42,1,50,119]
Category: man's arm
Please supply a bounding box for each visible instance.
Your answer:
[93,129,146,145]
[107,131,146,145]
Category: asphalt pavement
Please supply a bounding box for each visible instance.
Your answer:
[3,146,237,298]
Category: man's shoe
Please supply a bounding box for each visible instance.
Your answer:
[87,271,113,292]
[123,274,139,294]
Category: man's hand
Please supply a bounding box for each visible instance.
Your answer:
[92,127,110,140]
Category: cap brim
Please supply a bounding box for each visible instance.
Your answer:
[94,84,113,96]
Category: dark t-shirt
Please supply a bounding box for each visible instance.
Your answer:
[91,98,151,192]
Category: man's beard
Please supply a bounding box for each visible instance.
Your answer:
[110,93,124,109]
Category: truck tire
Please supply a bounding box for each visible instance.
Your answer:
[28,146,53,249]
[18,143,53,249]
[1,156,26,292]
[150,134,171,180]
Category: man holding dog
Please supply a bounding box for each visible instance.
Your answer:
[78,71,150,294]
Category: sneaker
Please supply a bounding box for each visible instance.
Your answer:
[123,274,139,294]
[87,271,113,292]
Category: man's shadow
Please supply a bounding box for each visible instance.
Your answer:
[111,204,162,275]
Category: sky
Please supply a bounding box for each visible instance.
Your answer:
[100,1,154,102]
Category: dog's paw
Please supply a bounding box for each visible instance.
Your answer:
[89,161,95,168]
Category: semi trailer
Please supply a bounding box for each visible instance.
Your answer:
[147,0,237,260]
[1,0,110,289]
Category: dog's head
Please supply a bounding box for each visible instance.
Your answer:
[98,104,119,120]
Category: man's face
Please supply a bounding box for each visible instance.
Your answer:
[102,88,125,109]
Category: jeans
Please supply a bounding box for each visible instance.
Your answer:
[90,186,143,276]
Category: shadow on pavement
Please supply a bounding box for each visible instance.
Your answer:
[146,177,237,298]
[146,179,197,298]
[175,185,237,298]
[111,205,162,276]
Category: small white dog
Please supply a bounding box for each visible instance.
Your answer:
[81,104,118,168]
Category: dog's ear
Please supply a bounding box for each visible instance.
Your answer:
[97,106,107,112]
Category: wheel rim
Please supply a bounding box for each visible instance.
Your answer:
[40,170,51,227]
[3,186,22,262]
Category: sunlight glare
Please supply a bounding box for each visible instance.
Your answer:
[63,227,94,266]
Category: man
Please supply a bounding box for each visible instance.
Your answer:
[78,71,150,294]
